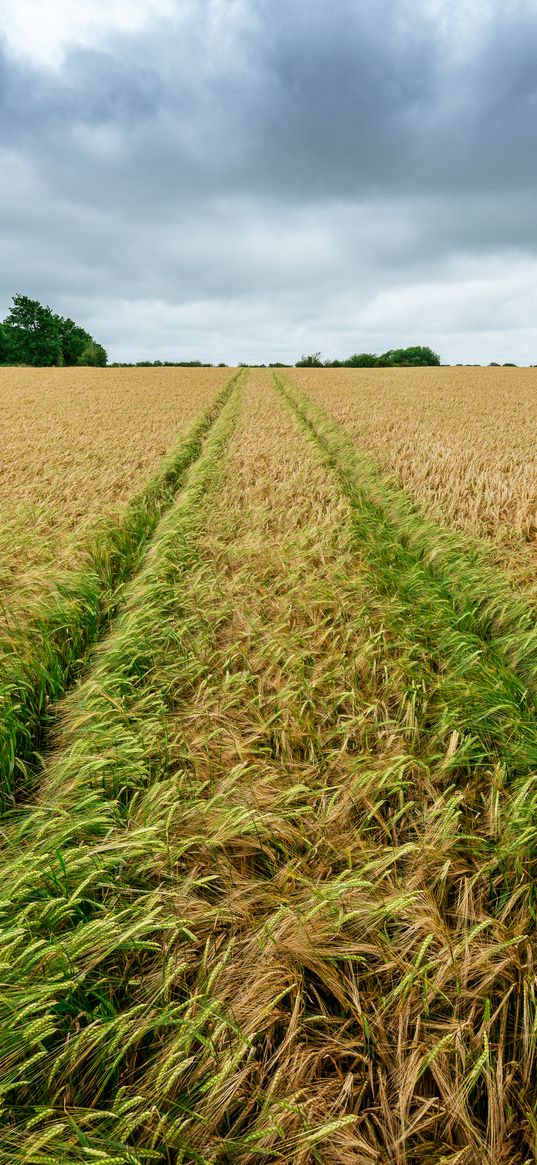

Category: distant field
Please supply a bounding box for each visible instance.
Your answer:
[0,367,536,1163]
[293,366,537,584]
[0,366,230,611]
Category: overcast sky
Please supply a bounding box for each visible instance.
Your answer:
[1,0,536,364]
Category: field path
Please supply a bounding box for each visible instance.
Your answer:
[0,370,535,1163]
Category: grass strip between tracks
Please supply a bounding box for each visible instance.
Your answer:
[0,369,243,809]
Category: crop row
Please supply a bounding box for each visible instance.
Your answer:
[0,367,231,610]
[0,369,242,809]
[292,366,537,574]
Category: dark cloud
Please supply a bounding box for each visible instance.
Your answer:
[1,0,537,363]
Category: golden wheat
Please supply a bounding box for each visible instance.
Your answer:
[292,366,537,585]
[0,365,230,613]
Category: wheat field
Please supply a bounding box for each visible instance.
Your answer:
[0,367,536,1163]
[0,366,229,610]
[293,366,537,588]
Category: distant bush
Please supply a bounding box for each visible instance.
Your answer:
[78,340,107,367]
[296,352,324,367]
[110,360,213,368]
[378,346,441,367]
[344,353,379,367]
[297,345,441,368]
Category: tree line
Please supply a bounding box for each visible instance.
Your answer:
[0,295,107,367]
[0,304,443,368]
[109,360,223,368]
[296,345,441,367]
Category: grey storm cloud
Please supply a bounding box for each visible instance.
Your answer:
[1,0,537,363]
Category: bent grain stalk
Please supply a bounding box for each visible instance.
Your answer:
[0,371,536,1163]
[0,373,535,1162]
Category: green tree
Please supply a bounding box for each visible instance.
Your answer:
[78,340,108,367]
[296,352,323,367]
[56,317,93,365]
[344,352,378,367]
[0,296,108,366]
[0,322,17,364]
[380,345,440,366]
[4,294,63,366]
[302,345,441,369]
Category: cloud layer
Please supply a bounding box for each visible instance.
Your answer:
[1,0,536,363]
